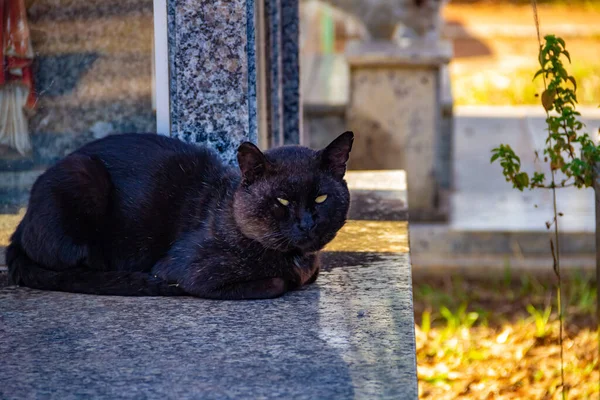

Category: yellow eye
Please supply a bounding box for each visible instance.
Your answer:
[315,194,328,204]
[277,198,289,206]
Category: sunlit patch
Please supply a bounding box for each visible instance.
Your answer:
[324,220,409,253]
[0,208,26,246]
[277,198,289,206]
[315,194,328,204]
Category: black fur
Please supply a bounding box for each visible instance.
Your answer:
[6,132,354,299]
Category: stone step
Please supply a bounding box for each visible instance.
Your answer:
[410,224,594,278]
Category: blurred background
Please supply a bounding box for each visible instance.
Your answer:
[298,0,600,397]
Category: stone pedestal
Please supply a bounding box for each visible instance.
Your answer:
[346,40,452,221]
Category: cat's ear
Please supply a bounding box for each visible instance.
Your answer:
[320,131,354,179]
[237,142,269,184]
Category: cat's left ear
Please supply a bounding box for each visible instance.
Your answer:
[320,131,354,179]
[238,142,269,184]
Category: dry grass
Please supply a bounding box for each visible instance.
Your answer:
[414,272,599,399]
[451,63,600,107]
[444,2,600,106]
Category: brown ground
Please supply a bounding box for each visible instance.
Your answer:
[413,273,598,399]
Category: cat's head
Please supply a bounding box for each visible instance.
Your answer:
[233,132,353,253]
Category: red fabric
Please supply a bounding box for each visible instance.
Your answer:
[0,0,36,110]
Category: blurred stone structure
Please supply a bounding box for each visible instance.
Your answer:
[304,0,453,221]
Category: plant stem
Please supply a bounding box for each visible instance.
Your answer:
[551,170,566,398]
[531,1,566,397]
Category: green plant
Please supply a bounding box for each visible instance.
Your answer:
[421,310,432,335]
[567,272,596,314]
[491,36,600,192]
[490,30,600,399]
[526,304,553,338]
[440,303,480,332]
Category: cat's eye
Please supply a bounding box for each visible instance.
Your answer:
[315,194,328,204]
[277,198,289,206]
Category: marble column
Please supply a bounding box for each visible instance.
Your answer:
[167,0,257,165]
[265,0,284,147]
[280,0,302,145]
[167,0,301,165]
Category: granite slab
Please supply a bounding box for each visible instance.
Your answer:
[0,170,417,399]
[0,251,416,400]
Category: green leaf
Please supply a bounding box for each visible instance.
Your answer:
[563,50,571,63]
[490,153,500,163]
[515,172,529,190]
[532,172,546,186]
[533,69,545,81]
[568,76,577,91]
[440,306,453,321]
[538,47,546,67]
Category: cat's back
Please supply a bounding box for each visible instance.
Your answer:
[75,133,229,187]
[66,133,232,268]
[76,133,219,168]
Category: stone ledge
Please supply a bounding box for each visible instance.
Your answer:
[345,40,453,68]
[0,250,417,399]
[0,170,417,398]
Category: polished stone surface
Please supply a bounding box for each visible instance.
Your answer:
[0,253,416,399]
[168,0,257,164]
[0,169,417,399]
[266,0,284,146]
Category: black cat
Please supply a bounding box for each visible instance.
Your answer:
[6,132,353,299]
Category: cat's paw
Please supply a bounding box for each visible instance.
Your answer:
[262,277,288,298]
[292,254,320,286]
[304,266,320,285]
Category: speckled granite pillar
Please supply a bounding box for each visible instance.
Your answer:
[168,0,257,164]
[281,0,302,145]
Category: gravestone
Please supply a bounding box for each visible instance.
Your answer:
[345,40,452,222]
[306,0,453,221]
[0,170,418,399]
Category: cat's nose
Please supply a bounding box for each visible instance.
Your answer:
[298,214,315,233]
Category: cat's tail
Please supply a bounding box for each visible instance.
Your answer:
[6,242,184,296]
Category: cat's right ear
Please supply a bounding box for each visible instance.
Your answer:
[237,142,269,184]
[320,131,354,180]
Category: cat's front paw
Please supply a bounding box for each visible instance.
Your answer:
[292,253,320,287]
